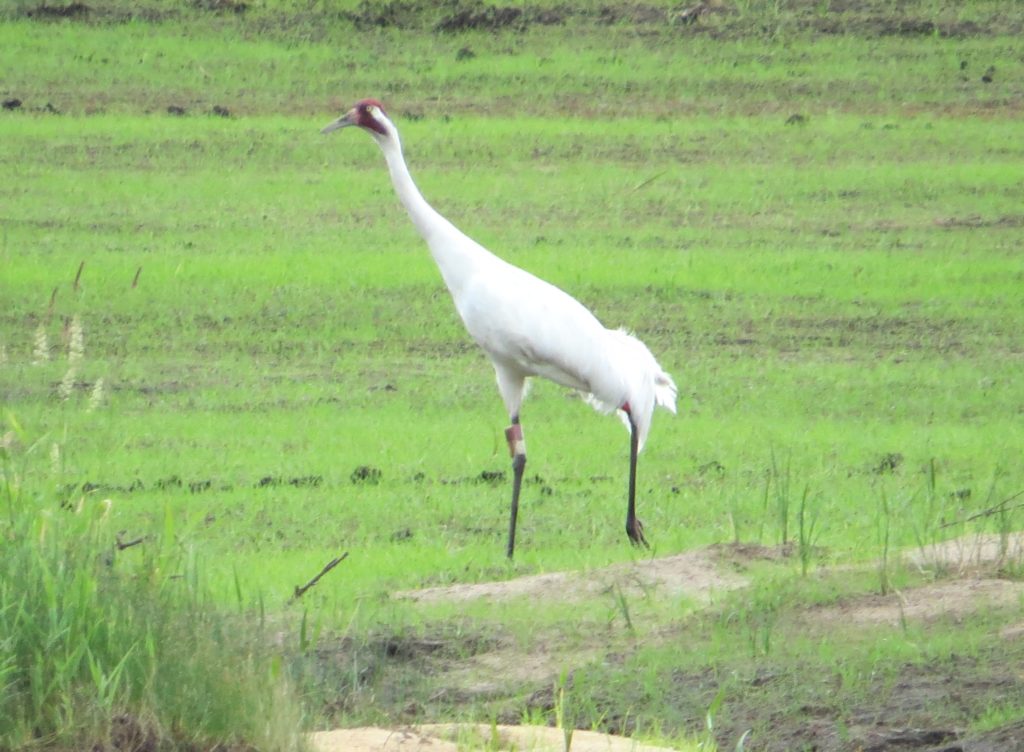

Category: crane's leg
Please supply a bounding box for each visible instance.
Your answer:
[494,363,528,559]
[505,417,526,559]
[625,411,649,548]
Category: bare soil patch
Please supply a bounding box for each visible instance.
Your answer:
[814,576,1024,627]
[311,724,679,751]
[808,533,1024,628]
[393,536,1024,698]
[314,537,1024,751]
[907,531,1024,573]
[397,547,748,605]
[386,548,750,706]
[311,726,453,752]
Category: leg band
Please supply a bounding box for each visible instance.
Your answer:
[505,424,526,458]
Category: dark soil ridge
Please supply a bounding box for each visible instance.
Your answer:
[714,656,1024,752]
[10,0,1022,38]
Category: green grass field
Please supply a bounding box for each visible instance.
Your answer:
[2,0,1024,749]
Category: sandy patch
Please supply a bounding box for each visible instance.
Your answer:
[815,577,1024,627]
[905,531,1024,572]
[310,727,455,752]
[309,724,682,752]
[396,548,748,606]
[809,532,1024,627]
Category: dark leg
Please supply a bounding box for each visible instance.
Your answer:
[625,413,649,548]
[505,417,527,559]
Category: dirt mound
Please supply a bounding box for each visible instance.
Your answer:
[310,724,681,751]
[815,577,1024,627]
[390,548,749,701]
[399,535,1024,629]
[318,536,1024,751]
[807,533,1024,628]
[906,531,1024,572]
[397,548,748,605]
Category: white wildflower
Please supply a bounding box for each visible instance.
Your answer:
[87,377,105,412]
[68,314,84,364]
[58,366,77,401]
[32,324,50,364]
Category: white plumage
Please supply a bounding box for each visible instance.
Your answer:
[323,99,676,556]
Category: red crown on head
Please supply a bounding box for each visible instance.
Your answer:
[355,98,386,113]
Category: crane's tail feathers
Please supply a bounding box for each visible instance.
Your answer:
[582,329,677,453]
[654,370,678,414]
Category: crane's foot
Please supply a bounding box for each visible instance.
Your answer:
[626,515,649,549]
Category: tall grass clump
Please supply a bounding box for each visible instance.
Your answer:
[0,420,306,752]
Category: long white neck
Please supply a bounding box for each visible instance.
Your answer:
[376,131,493,298]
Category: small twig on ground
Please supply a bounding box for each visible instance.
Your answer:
[939,489,1024,528]
[631,170,665,192]
[46,286,59,322]
[290,552,349,603]
[116,531,146,550]
[73,260,85,292]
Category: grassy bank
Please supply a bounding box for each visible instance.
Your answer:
[1,421,306,750]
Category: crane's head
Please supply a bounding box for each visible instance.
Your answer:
[321,99,393,141]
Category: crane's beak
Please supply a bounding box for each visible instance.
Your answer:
[321,109,356,135]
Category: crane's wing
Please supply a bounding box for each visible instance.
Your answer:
[455,262,615,392]
[454,258,676,450]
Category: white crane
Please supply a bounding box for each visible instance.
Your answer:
[322,99,677,558]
